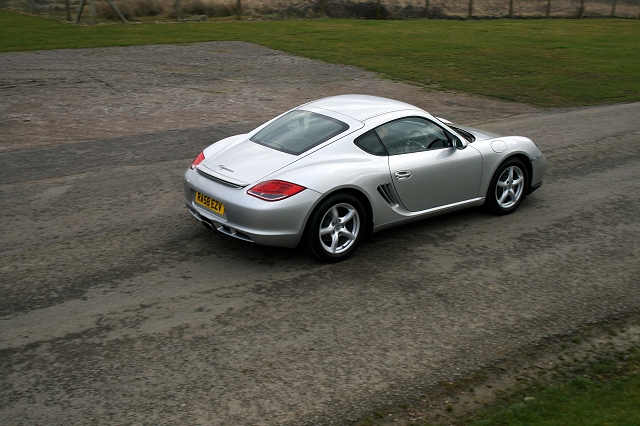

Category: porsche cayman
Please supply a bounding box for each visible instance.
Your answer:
[183,94,546,262]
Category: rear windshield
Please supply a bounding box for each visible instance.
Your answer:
[250,110,349,155]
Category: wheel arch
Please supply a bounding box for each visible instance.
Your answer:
[334,187,374,238]
[488,153,532,196]
[299,186,375,247]
[508,153,533,187]
[483,153,531,215]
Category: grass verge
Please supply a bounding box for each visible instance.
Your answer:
[355,321,640,426]
[1,11,639,107]
[467,355,640,426]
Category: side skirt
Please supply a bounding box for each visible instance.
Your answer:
[372,197,485,233]
[527,181,543,195]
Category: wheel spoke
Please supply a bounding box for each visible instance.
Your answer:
[340,209,356,224]
[499,190,509,204]
[508,189,516,201]
[508,167,514,182]
[512,176,523,186]
[340,229,356,241]
[330,207,340,224]
[319,225,333,236]
[497,181,509,188]
[330,232,339,253]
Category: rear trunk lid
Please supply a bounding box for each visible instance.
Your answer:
[199,138,295,186]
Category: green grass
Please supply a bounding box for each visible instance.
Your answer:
[1,10,639,106]
[468,373,640,426]
[461,350,640,426]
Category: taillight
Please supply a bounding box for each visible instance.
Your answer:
[247,180,305,201]
[190,151,205,169]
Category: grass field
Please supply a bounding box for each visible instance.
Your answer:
[475,376,640,425]
[467,358,640,426]
[1,10,639,107]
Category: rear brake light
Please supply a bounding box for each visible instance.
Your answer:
[247,180,305,201]
[190,151,205,169]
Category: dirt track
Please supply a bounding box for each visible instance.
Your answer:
[1,42,640,425]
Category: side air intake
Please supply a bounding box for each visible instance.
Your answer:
[377,184,399,207]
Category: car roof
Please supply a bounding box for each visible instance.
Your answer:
[301,94,423,122]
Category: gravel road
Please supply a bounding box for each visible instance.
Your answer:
[1,42,640,425]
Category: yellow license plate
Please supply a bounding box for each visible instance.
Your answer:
[195,191,225,215]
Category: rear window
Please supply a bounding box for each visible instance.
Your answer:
[250,110,349,155]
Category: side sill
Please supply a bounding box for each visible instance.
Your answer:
[527,181,543,195]
[372,197,485,233]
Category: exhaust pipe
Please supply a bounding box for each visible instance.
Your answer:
[201,219,213,230]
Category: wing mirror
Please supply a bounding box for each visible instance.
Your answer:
[453,135,468,150]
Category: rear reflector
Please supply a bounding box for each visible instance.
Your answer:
[247,180,305,201]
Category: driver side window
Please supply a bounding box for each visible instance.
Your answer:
[374,117,452,155]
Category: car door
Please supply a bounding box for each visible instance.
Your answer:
[377,117,483,212]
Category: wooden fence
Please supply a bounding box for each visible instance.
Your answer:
[4,0,640,22]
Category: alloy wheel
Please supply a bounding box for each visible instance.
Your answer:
[318,203,360,254]
[495,165,525,209]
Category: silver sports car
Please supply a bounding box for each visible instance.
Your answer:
[183,94,546,262]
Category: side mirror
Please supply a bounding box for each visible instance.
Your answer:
[454,136,468,150]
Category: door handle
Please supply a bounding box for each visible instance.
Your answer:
[394,170,412,181]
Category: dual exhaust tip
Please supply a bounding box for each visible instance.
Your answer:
[197,214,254,243]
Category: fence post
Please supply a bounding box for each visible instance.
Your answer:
[65,0,70,20]
[176,0,181,22]
[579,0,585,17]
[469,0,473,18]
[75,0,86,23]
[546,0,551,17]
[29,0,36,14]
[610,0,616,16]
[89,0,96,23]
[319,0,326,17]
[236,0,242,20]
[424,0,430,18]
[105,0,128,23]
[509,0,513,18]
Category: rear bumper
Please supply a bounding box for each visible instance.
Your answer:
[183,168,322,248]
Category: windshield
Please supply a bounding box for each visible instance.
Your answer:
[250,110,349,155]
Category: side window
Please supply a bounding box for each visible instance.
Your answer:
[354,130,388,156]
[374,117,452,155]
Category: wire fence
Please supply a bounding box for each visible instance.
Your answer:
[2,0,639,22]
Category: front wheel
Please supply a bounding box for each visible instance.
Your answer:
[306,193,366,263]
[485,158,528,215]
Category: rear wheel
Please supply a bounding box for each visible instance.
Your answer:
[485,158,528,215]
[306,193,366,263]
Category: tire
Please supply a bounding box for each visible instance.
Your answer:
[306,193,367,263]
[485,158,529,215]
